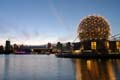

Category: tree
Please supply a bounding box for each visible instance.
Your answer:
[66,42,71,50]
[47,43,52,49]
[66,42,72,52]
[56,42,63,52]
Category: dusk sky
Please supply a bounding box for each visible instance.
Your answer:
[0,0,120,45]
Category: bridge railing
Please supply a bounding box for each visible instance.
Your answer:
[110,33,120,41]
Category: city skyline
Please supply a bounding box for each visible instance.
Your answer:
[0,0,120,45]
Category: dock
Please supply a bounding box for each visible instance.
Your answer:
[55,53,120,59]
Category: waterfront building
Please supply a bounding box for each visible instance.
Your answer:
[77,15,120,53]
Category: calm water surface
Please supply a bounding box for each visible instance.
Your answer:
[0,54,120,80]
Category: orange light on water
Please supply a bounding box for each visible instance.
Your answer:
[87,60,91,70]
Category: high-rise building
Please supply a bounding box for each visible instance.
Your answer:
[5,40,11,54]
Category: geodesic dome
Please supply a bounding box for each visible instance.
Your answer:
[77,15,111,41]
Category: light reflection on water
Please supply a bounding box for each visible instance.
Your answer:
[75,59,120,80]
[0,55,120,80]
[0,55,75,80]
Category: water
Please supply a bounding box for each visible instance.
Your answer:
[0,54,120,80]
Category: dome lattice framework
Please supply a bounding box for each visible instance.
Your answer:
[78,15,111,41]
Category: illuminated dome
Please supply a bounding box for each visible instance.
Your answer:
[77,15,111,41]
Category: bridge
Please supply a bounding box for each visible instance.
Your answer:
[110,33,120,41]
[31,48,52,54]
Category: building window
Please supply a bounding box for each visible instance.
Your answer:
[91,41,96,50]
[106,41,109,49]
[116,41,120,50]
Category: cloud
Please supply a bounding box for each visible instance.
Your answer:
[0,18,21,41]
[0,19,47,45]
[56,33,76,43]
[21,30,49,40]
[48,0,72,32]
[0,18,19,32]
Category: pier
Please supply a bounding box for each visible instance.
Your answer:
[56,53,120,59]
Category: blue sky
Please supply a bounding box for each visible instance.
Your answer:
[0,0,120,45]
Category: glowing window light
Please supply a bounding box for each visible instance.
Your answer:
[91,41,96,50]
[78,15,111,41]
[106,41,109,49]
[116,41,120,49]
